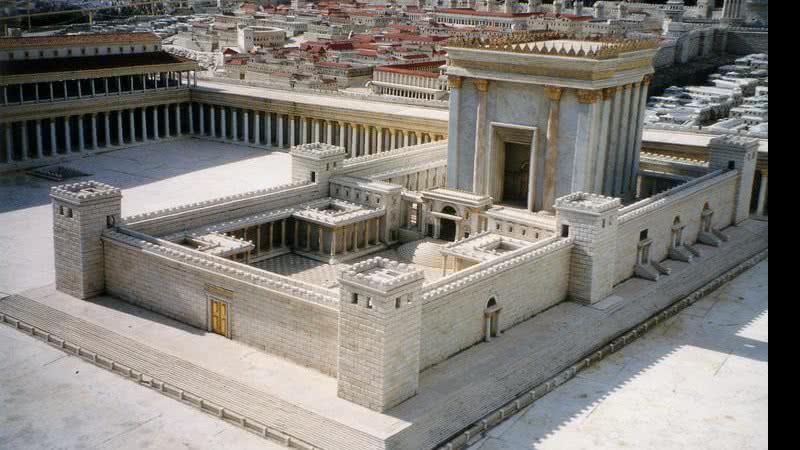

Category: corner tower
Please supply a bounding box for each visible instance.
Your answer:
[337,257,425,412]
[290,142,346,195]
[51,181,122,299]
[445,32,658,211]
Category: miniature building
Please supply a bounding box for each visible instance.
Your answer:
[30,30,765,449]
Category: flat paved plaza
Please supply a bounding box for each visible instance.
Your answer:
[0,141,767,449]
[469,260,768,450]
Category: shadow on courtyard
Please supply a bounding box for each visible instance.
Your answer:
[386,258,768,449]
[0,138,284,213]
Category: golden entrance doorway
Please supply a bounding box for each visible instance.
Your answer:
[210,299,228,336]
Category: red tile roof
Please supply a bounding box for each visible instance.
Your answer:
[0,32,160,50]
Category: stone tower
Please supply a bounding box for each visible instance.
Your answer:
[445,34,658,212]
[290,142,346,195]
[51,181,122,299]
[554,192,621,304]
[337,257,425,412]
[708,135,758,225]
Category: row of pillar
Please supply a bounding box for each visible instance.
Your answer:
[2,71,198,106]
[292,217,382,258]
[190,102,444,156]
[1,103,190,162]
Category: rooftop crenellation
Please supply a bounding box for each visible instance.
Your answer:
[50,181,122,202]
[554,192,621,213]
[290,142,347,159]
[339,257,425,292]
[447,31,660,59]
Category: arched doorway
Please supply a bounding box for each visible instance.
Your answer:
[439,206,457,242]
[484,298,501,342]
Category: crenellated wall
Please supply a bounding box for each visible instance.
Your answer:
[418,237,573,370]
[613,170,738,284]
[103,230,340,376]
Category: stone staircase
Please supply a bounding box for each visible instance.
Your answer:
[0,295,380,450]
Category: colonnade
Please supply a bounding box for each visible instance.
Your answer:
[2,70,197,105]
[230,219,289,263]
[1,102,192,163]
[292,217,382,260]
[189,102,445,157]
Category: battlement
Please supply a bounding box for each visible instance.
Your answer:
[50,181,122,204]
[339,257,424,294]
[290,142,347,160]
[709,134,760,150]
[554,192,621,215]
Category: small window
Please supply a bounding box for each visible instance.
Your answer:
[522,229,526,236]
[496,223,500,230]
[66,208,73,218]
[310,171,316,182]
[326,163,330,171]
[508,226,513,233]
[39,51,43,57]
[24,51,29,57]
[351,293,358,304]
[58,205,64,215]
[81,48,86,55]
[8,52,13,59]
[561,224,569,237]
[602,219,606,228]
[95,48,99,55]
[376,198,380,204]
[366,298,374,309]
[640,229,648,241]
[728,160,735,170]
[106,215,115,228]
[67,49,72,55]
[395,297,401,309]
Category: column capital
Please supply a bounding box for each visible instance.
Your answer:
[642,74,654,85]
[544,85,563,101]
[602,87,616,100]
[447,75,463,89]
[576,89,602,104]
[472,78,489,92]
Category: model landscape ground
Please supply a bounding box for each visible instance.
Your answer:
[0,140,768,450]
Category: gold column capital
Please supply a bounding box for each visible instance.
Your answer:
[544,85,563,101]
[602,87,616,100]
[642,74,654,84]
[576,89,602,104]
[473,78,489,92]
[448,75,463,89]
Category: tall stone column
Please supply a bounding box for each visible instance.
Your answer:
[313,119,321,143]
[188,103,194,135]
[266,113,273,147]
[350,124,358,156]
[199,104,206,136]
[593,89,614,193]
[152,106,159,140]
[277,114,284,148]
[5,123,13,161]
[104,112,111,147]
[243,110,249,143]
[65,117,72,152]
[232,108,238,141]
[35,120,43,158]
[140,109,148,142]
[78,115,85,151]
[164,105,171,138]
[364,126,371,155]
[629,76,652,196]
[575,89,603,194]
[210,105,217,137]
[176,103,182,136]
[390,128,397,150]
[254,112,260,145]
[327,121,334,145]
[603,86,623,195]
[301,117,307,144]
[337,121,345,148]
[289,116,296,147]
[90,114,98,149]
[117,111,124,145]
[377,127,384,153]
[20,121,29,160]
[220,107,227,139]
[542,85,563,211]
[50,119,57,154]
[129,110,136,143]
[613,84,632,196]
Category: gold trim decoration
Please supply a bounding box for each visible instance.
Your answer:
[602,87,616,100]
[447,31,660,60]
[206,284,234,299]
[448,75,463,89]
[576,89,602,104]
[545,86,563,102]
[473,79,489,92]
[642,74,654,84]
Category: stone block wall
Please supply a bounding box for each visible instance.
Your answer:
[725,30,769,55]
[104,238,340,375]
[419,239,572,371]
[613,171,738,284]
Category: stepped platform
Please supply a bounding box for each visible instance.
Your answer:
[0,220,767,450]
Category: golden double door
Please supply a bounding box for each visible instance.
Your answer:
[210,300,228,336]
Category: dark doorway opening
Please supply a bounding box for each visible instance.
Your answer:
[440,206,457,242]
[502,142,530,206]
